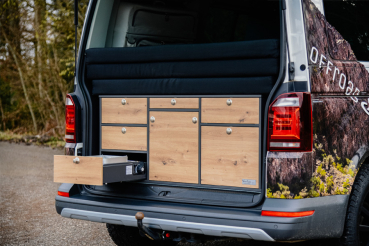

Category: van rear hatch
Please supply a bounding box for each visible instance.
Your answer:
[56,0,283,208]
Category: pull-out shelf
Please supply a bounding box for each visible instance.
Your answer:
[54,155,146,185]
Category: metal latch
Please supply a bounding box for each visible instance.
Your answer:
[289,62,295,81]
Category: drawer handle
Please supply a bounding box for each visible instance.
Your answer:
[171,99,176,105]
[192,117,198,124]
[121,127,127,134]
[226,128,232,135]
[150,116,155,123]
[121,99,126,105]
[227,99,232,106]
[73,157,80,164]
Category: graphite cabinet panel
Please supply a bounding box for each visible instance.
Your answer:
[150,98,199,109]
[101,126,147,151]
[149,111,198,183]
[101,98,147,124]
[201,126,259,188]
[201,98,259,124]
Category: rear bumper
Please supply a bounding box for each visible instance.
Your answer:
[61,208,274,241]
[56,184,349,241]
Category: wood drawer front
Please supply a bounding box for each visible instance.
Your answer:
[149,112,198,184]
[54,155,103,185]
[150,98,199,109]
[101,126,147,151]
[201,126,259,188]
[101,98,147,124]
[201,98,259,124]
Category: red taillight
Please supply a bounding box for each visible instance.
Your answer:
[261,210,315,218]
[57,191,69,197]
[267,92,312,152]
[65,94,76,143]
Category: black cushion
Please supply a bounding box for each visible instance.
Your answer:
[86,39,279,64]
[91,77,275,95]
[85,39,280,95]
[86,58,278,80]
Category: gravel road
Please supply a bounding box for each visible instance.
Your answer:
[0,142,338,246]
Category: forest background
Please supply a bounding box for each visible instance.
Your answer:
[0,0,89,143]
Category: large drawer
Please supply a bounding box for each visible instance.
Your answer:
[201,98,259,124]
[201,126,259,188]
[54,155,146,185]
[101,126,147,151]
[150,98,199,109]
[101,98,147,124]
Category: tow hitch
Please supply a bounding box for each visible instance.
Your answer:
[135,212,163,241]
[135,212,206,243]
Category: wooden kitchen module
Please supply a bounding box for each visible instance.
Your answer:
[96,96,261,189]
[149,111,199,184]
[201,98,259,124]
[201,126,259,188]
[101,98,147,124]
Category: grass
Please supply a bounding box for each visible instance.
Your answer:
[0,131,23,141]
[0,131,65,149]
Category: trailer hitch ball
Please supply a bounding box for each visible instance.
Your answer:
[135,212,163,241]
[135,212,144,220]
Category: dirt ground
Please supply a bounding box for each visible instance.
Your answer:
[0,142,338,246]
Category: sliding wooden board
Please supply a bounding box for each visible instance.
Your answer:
[101,126,147,151]
[149,112,198,183]
[201,126,259,188]
[150,98,199,109]
[101,98,147,124]
[54,155,103,185]
[201,98,259,124]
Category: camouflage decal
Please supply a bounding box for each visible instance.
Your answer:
[267,0,369,199]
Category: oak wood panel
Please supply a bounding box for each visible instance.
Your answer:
[201,98,259,124]
[54,155,103,185]
[201,126,259,188]
[101,98,147,124]
[101,126,147,151]
[150,98,199,109]
[149,112,198,183]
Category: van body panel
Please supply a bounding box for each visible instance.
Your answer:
[266,0,369,199]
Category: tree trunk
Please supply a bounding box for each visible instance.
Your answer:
[0,98,5,130]
[0,22,38,133]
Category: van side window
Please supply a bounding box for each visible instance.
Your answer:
[201,2,279,43]
[323,0,369,61]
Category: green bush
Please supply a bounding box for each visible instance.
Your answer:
[343,178,350,188]
[326,176,334,192]
[319,182,325,193]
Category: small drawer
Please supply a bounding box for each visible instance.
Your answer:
[101,98,147,124]
[201,98,259,124]
[54,155,146,185]
[101,126,147,151]
[150,98,199,109]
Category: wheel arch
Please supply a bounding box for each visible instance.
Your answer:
[352,147,369,172]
